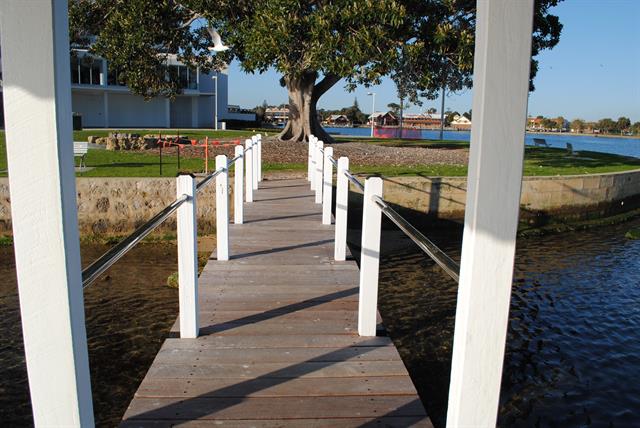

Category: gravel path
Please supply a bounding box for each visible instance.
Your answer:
[148,137,469,167]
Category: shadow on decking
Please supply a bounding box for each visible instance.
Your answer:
[243,212,320,223]
[123,340,430,425]
[255,194,313,202]
[223,238,334,259]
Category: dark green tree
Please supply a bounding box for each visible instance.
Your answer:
[616,116,631,133]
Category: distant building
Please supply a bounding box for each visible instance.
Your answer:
[451,115,472,130]
[326,114,351,126]
[69,49,229,128]
[264,106,289,125]
[226,105,257,122]
[402,113,442,128]
[368,111,398,127]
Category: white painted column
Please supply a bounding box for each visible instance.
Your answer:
[257,134,263,182]
[244,139,253,203]
[234,145,244,224]
[251,135,259,190]
[103,92,110,128]
[446,1,534,426]
[0,1,95,425]
[358,177,383,336]
[334,157,349,261]
[307,135,315,183]
[216,155,230,260]
[309,137,317,190]
[322,147,334,225]
[315,140,324,204]
[177,174,199,338]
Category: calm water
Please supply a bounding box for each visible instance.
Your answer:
[325,126,640,158]
[2,219,640,426]
[0,243,179,427]
[366,218,640,427]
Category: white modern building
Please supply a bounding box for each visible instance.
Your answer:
[69,49,228,128]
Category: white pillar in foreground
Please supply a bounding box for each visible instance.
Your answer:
[251,135,258,190]
[307,135,315,184]
[315,140,324,204]
[177,174,199,339]
[334,157,349,261]
[358,177,383,336]
[446,1,534,426]
[244,139,253,203]
[234,145,244,224]
[216,155,229,261]
[0,1,95,425]
[322,147,334,225]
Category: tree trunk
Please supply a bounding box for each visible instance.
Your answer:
[278,72,340,143]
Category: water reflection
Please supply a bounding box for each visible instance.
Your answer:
[366,218,640,427]
[0,243,178,427]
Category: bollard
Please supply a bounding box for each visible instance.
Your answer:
[358,177,383,336]
[322,147,334,225]
[334,157,349,261]
[251,135,259,190]
[245,139,253,203]
[257,134,263,182]
[307,135,315,184]
[216,155,229,261]
[234,145,244,224]
[315,140,324,204]
[177,174,199,338]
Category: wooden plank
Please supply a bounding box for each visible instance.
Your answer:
[122,179,429,425]
[123,396,427,420]
[122,417,433,427]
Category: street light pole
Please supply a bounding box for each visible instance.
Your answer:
[368,92,376,137]
[212,74,218,131]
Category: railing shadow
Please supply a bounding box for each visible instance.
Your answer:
[223,238,334,260]
[243,212,320,223]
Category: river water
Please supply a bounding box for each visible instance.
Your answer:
[324,126,640,158]
[2,218,640,426]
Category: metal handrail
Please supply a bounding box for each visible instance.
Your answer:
[372,194,460,282]
[82,194,189,288]
[344,170,365,192]
[83,152,245,288]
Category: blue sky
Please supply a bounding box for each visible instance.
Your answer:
[227,0,640,122]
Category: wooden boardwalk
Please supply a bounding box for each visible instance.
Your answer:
[121,179,431,427]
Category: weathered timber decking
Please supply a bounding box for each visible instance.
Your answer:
[121,179,431,427]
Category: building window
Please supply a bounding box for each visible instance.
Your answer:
[70,55,103,85]
[107,67,125,86]
[169,65,198,90]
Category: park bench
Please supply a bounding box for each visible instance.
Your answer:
[533,137,549,147]
[73,141,88,169]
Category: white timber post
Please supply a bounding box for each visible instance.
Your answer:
[251,135,259,190]
[257,134,263,182]
[245,139,254,203]
[234,145,244,224]
[446,1,534,426]
[315,140,324,204]
[0,1,95,425]
[334,157,349,261]
[307,135,315,184]
[322,147,334,225]
[216,155,230,260]
[177,174,199,338]
[358,177,383,336]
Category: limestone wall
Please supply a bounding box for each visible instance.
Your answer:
[1,169,640,234]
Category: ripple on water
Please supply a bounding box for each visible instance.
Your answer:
[364,218,640,427]
[0,243,179,427]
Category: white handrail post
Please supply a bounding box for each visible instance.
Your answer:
[309,137,317,190]
[0,1,95,425]
[358,177,383,336]
[315,140,324,204]
[177,174,199,338]
[216,155,229,260]
[251,135,259,190]
[307,135,315,184]
[334,157,349,261]
[244,139,253,203]
[446,1,534,426]
[234,145,244,224]
[257,134,263,182]
[322,147,334,225]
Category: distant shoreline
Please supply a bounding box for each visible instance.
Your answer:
[526,130,639,140]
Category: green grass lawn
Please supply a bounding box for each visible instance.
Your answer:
[73,128,276,142]
[1,131,639,178]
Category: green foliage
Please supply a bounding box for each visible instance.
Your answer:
[625,228,640,240]
[166,272,179,288]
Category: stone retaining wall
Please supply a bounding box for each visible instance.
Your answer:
[1,169,640,234]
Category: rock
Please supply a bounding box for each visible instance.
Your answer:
[96,197,110,213]
[117,137,131,150]
[88,136,98,144]
[105,137,119,150]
